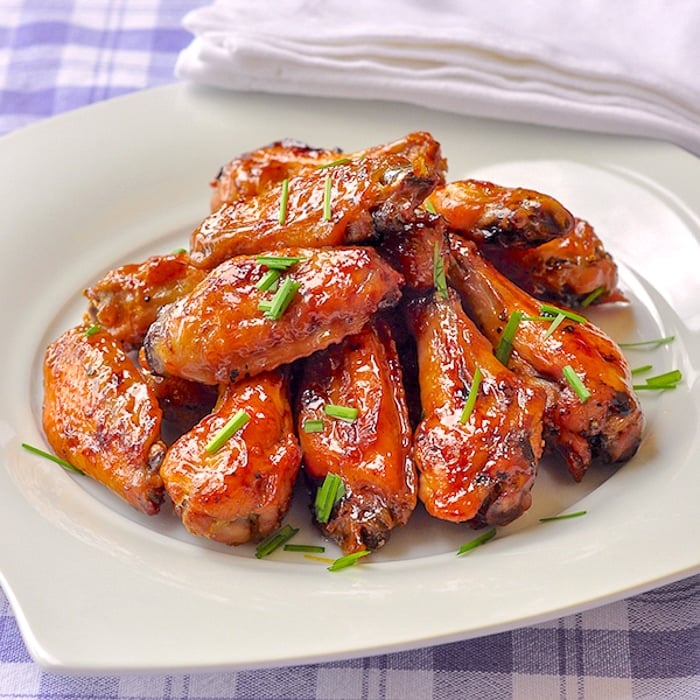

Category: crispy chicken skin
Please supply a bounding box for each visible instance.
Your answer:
[84,252,206,351]
[210,131,446,210]
[160,371,302,545]
[448,236,643,481]
[481,218,624,307]
[430,179,574,247]
[144,246,404,385]
[406,291,546,527]
[190,151,441,269]
[296,320,417,553]
[42,325,166,515]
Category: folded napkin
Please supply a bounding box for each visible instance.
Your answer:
[176,0,700,156]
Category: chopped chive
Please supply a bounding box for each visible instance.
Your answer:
[278,178,290,224]
[521,315,553,322]
[259,278,301,320]
[619,335,675,349]
[543,312,566,339]
[459,367,482,424]
[314,472,345,523]
[457,527,496,555]
[424,198,437,214]
[304,554,335,564]
[85,324,100,337]
[495,310,522,364]
[633,369,682,391]
[171,247,188,255]
[322,174,332,221]
[302,419,324,433]
[328,550,370,571]
[324,404,359,422]
[283,543,326,553]
[255,254,305,270]
[433,242,448,299]
[580,286,606,307]
[255,524,299,558]
[256,269,281,291]
[539,510,587,522]
[205,409,250,454]
[21,443,84,475]
[631,364,653,375]
[540,303,587,325]
[562,365,590,402]
[317,157,352,169]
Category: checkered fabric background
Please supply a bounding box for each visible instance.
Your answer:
[1,2,699,698]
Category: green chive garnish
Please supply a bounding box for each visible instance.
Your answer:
[433,242,448,300]
[259,278,301,320]
[324,404,359,422]
[171,247,188,255]
[85,324,100,337]
[277,178,290,224]
[316,157,352,169]
[633,369,682,391]
[459,367,482,424]
[543,312,566,339]
[283,544,326,553]
[631,364,653,375]
[205,409,250,454]
[495,310,522,365]
[562,365,590,402]
[323,174,332,221]
[457,527,496,555]
[302,419,324,433]
[580,286,606,307]
[21,443,84,475]
[314,472,345,523]
[424,198,437,214]
[540,510,587,522]
[255,255,305,270]
[327,550,370,571]
[256,269,281,292]
[619,336,675,349]
[540,303,587,325]
[255,524,299,558]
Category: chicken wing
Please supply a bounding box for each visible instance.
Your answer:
[430,179,574,247]
[190,150,441,269]
[42,325,166,515]
[406,290,546,527]
[160,371,302,545]
[144,246,403,385]
[448,235,643,481]
[210,131,446,210]
[296,319,417,553]
[480,217,624,307]
[84,251,206,350]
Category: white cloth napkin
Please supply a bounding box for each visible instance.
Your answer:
[176,0,700,156]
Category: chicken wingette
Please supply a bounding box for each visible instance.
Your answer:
[448,235,643,481]
[296,320,417,553]
[144,246,403,385]
[42,325,166,515]
[160,371,302,545]
[406,290,546,527]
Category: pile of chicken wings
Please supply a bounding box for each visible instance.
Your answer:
[42,132,644,555]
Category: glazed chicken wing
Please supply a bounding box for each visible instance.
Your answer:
[144,246,403,385]
[430,179,574,247]
[42,325,166,515]
[406,290,546,527]
[480,217,624,307]
[84,251,206,350]
[448,236,643,481]
[160,371,302,545]
[210,131,446,210]
[296,319,417,553]
[190,150,441,269]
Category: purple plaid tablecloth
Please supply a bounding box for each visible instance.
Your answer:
[0,2,698,698]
